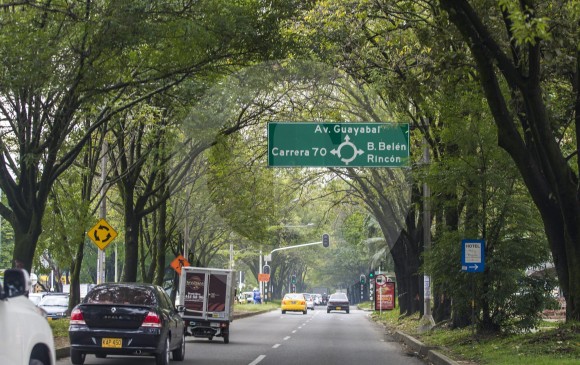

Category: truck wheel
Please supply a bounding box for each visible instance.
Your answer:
[70,349,85,365]
[172,332,186,361]
[223,333,229,344]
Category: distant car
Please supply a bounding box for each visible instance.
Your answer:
[239,291,254,304]
[301,293,315,310]
[313,294,322,306]
[0,268,56,365]
[38,292,69,319]
[281,293,307,314]
[68,282,186,365]
[28,291,48,306]
[327,292,350,314]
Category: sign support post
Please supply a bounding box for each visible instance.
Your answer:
[461,239,485,336]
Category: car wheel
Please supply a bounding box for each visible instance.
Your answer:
[155,337,170,365]
[95,354,107,358]
[29,360,45,365]
[303,310,307,314]
[70,349,86,365]
[346,309,350,314]
[172,332,185,361]
[327,309,330,313]
[281,310,286,314]
[223,332,229,344]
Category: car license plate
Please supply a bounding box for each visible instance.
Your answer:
[336,306,341,310]
[291,301,296,304]
[102,338,122,348]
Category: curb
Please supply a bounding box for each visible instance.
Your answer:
[393,330,460,365]
[55,309,276,360]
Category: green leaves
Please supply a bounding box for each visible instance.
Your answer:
[499,0,552,45]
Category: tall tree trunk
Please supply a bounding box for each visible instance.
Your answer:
[439,0,580,322]
[154,198,168,286]
[11,214,43,272]
[122,196,140,282]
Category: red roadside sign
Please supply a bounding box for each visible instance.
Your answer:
[375,275,395,311]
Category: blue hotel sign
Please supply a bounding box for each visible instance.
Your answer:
[461,239,485,273]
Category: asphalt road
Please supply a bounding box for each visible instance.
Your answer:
[56,306,425,365]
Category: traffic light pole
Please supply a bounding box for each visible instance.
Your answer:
[264,236,329,296]
[269,240,323,255]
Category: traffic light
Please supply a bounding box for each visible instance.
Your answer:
[322,233,330,247]
[369,270,374,279]
[291,274,297,284]
[360,274,366,284]
[263,264,270,275]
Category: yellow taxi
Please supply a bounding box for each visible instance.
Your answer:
[281,293,307,314]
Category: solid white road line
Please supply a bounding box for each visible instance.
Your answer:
[283,336,291,340]
[272,344,281,348]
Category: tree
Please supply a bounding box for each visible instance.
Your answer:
[437,0,580,321]
[0,0,299,273]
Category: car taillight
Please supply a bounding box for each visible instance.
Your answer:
[300,301,305,305]
[142,311,162,328]
[70,308,86,325]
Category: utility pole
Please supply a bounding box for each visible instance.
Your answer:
[97,141,107,284]
[419,137,435,331]
[0,188,2,266]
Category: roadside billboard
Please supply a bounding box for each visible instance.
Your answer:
[375,274,396,311]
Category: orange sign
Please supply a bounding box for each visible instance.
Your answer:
[170,255,190,275]
[258,273,270,282]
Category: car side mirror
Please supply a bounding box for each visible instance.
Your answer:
[2,269,30,299]
[176,305,185,313]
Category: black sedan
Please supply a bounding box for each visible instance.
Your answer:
[327,292,350,313]
[69,283,185,365]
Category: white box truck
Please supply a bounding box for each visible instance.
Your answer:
[177,267,235,343]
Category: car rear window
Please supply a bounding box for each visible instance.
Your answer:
[84,286,156,305]
[330,293,348,300]
[284,293,304,300]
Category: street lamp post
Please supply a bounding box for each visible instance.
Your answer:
[0,189,2,265]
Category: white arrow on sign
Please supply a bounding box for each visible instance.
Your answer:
[469,264,479,270]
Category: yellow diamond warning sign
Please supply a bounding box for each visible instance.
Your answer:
[88,218,118,250]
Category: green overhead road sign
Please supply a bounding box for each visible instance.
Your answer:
[268,122,409,167]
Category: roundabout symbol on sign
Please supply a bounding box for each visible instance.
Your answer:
[330,135,364,165]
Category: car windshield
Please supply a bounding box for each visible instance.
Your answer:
[39,295,68,306]
[29,295,43,305]
[302,293,311,300]
[330,293,348,301]
[84,285,156,305]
